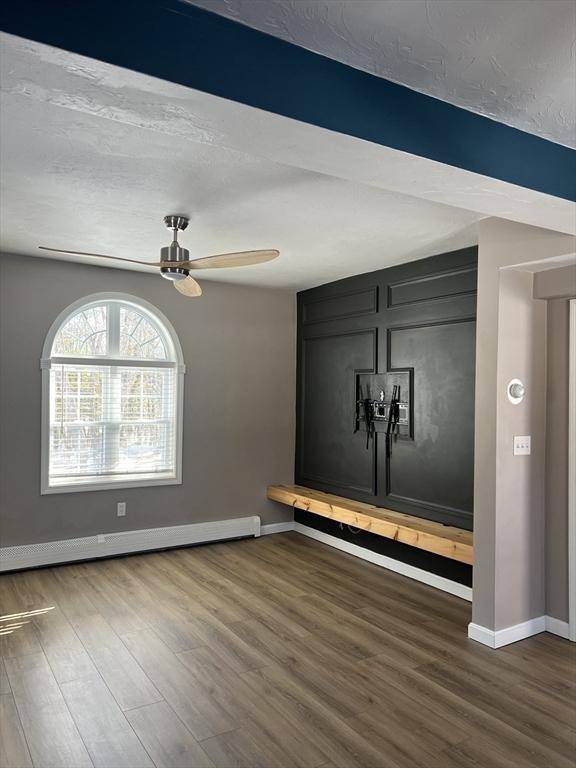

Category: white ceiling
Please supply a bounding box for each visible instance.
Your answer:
[0,91,480,290]
[188,0,576,148]
[0,39,481,290]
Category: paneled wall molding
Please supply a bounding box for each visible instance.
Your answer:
[298,328,378,495]
[302,286,378,325]
[386,493,471,530]
[387,265,478,309]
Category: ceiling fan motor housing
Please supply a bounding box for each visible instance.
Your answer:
[160,226,190,281]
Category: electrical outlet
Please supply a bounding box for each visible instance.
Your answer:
[97,534,105,544]
[117,502,126,517]
[513,435,531,456]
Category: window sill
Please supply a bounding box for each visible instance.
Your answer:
[41,474,181,495]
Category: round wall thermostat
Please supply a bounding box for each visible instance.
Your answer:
[507,378,525,404]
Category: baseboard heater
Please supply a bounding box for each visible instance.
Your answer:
[0,516,261,572]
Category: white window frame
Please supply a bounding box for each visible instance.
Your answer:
[40,292,185,494]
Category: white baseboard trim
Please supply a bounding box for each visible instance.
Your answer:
[0,516,261,572]
[260,521,295,536]
[294,522,472,601]
[468,614,574,648]
[545,615,571,640]
[468,616,547,648]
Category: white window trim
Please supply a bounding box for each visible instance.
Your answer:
[40,292,185,494]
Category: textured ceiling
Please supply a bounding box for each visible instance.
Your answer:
[188,0,576,148]
[0,89,480,290]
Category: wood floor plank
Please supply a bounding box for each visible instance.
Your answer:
[346,710,448,768]
[0,657,11,694]
[345,674,473,767]
[356,607,471,666]
[176,645,276,725]
[225,618,296,666]
[4,652,93,768]
[178,646,327,768]
[288,592,415,660]
[31,606,96,684]
[126,700,214,768]
[432,736,551,768]
[0,693,33,768]
[45,567,99,622]
[359,653,575,768]
[76,573,150,636]
[176,553,311,641]
[274,636,381,717]
[0,624,43,661]
[417,656,576,761]
[72,614,163,711]
[109,556,272,671]
[194,617,277,673]
[60,674,155,768]
[92,558,211,654]
[200,541,309,598]
[0,580,45,661]
[122,628,238,741]
[241,537,321,589]
[499,632,576,690]
[199,723,322,768]
[240,664,396,768]
[510,679,576,729]
[152,552,249,626]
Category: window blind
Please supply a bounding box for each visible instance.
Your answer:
[49,364,177,486]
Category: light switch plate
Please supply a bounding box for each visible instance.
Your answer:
[513,435,531,455]
[117,502,126,517]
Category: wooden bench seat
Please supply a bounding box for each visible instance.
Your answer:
[267,484,473,565]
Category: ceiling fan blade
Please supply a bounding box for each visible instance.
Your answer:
[39,246,161,267]
[174,275,202,297]
[176,249,279,270]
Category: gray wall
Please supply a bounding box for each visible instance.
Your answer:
[544,299,570,621]
[0,253,296,547]
[534,265,575,622]
[494,269,547,629]
[472,218,575,633]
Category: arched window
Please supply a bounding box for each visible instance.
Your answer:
[41,293,185,493]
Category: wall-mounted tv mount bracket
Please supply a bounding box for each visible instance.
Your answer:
[355,371,412,453]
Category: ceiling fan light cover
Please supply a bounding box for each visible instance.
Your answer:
[160,267,189,282]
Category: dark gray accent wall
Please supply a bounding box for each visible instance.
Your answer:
[0,253,296,547]
[295,247,477,585]
[296,247,477,530]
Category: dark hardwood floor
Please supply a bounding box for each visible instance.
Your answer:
[0,531,574,767]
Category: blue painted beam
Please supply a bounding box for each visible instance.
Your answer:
[1,0,574,201]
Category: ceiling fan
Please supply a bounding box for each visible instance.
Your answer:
[39,215,279,298]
